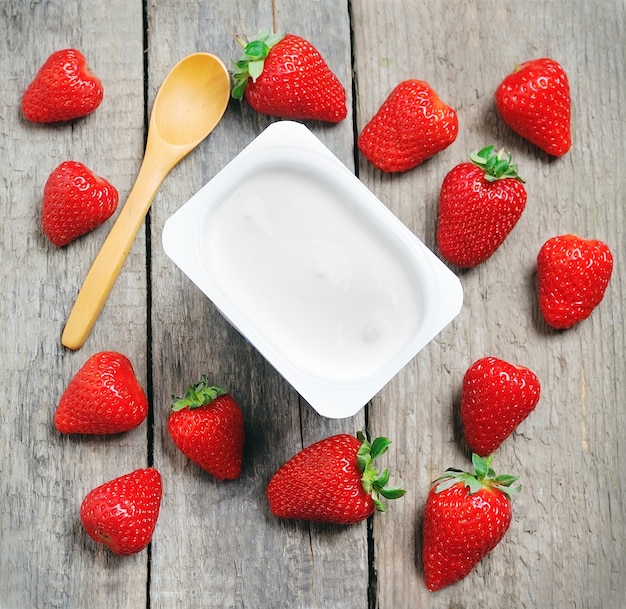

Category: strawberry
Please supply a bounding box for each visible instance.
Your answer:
[437,145,527,268]
[54,351,148,434]
[537,234,613,329]
[357,79,458,172]
[167,378,245,480]
[495,57,571,157]
[461,356,541,456]
[42,160,119,247]
[22,48,104,123]
[267,432,405,524]
[80,468,162,555]
[422,454,520,591]
[232,29,347,123]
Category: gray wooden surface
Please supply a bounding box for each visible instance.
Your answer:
[1,1,624,608]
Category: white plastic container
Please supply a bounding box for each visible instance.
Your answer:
[162,121,462,418]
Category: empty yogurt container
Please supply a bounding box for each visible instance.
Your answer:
[162,121,462,418]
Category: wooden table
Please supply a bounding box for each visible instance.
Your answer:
[2,1,624,607]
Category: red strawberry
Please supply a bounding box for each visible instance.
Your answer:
[357,79,458,172]
[232,29,347,123]
[167,378,245,480]
[437,146,527,267]
[54,351,148,434]
[267,432,405,524]
[22,48,104,123]
[495,58,571,157]
[537,234,613,329]
[461,356,541,456]
[422,454,520,591]
[42,160,119,247]
[80,468,162,555]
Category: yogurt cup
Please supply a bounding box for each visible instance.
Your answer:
[162,121,463,418]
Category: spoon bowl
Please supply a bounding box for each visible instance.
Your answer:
[152,53,230,148]
[62,53,231,350]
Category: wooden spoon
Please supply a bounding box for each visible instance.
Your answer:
[62,53,231,350]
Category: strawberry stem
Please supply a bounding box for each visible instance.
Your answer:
[232,28,285,99]
[356,431,406,512]
[432,453,521,498]
[469,145,525,183]
[171,376,227,412]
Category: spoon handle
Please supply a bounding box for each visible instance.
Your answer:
[61,158,167,350]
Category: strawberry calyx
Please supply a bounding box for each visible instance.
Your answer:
[171,376,227,412]
[356,431,406,512]
[469,145,525,183]
[432,453,521,498]
[232,28,286,99]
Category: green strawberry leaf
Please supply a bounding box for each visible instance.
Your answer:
[465,477,484,495]
[494,474,521,487]
[372,497,387,513]
[356,432,372,473]
[355,431,405,513]
[432,476,459,493]
[370,436,391,459]
[248,59,265,82]
[472,453,489,478]
[376,468,390,488]
[379,486,406,500]
[231,80,247,100]
[243,40,270,61]
[432,453,521,497]
[470,145,525,183]
[171,376,227,411]
[231,29,286,99]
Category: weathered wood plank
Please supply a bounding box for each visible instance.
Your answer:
[352,1,625,607]
[147,1,366,608]
[0,1,148,608]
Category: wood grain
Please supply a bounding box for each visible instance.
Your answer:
[1,1,148,608]
[353,2,626,608]
[1,0,623,607]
